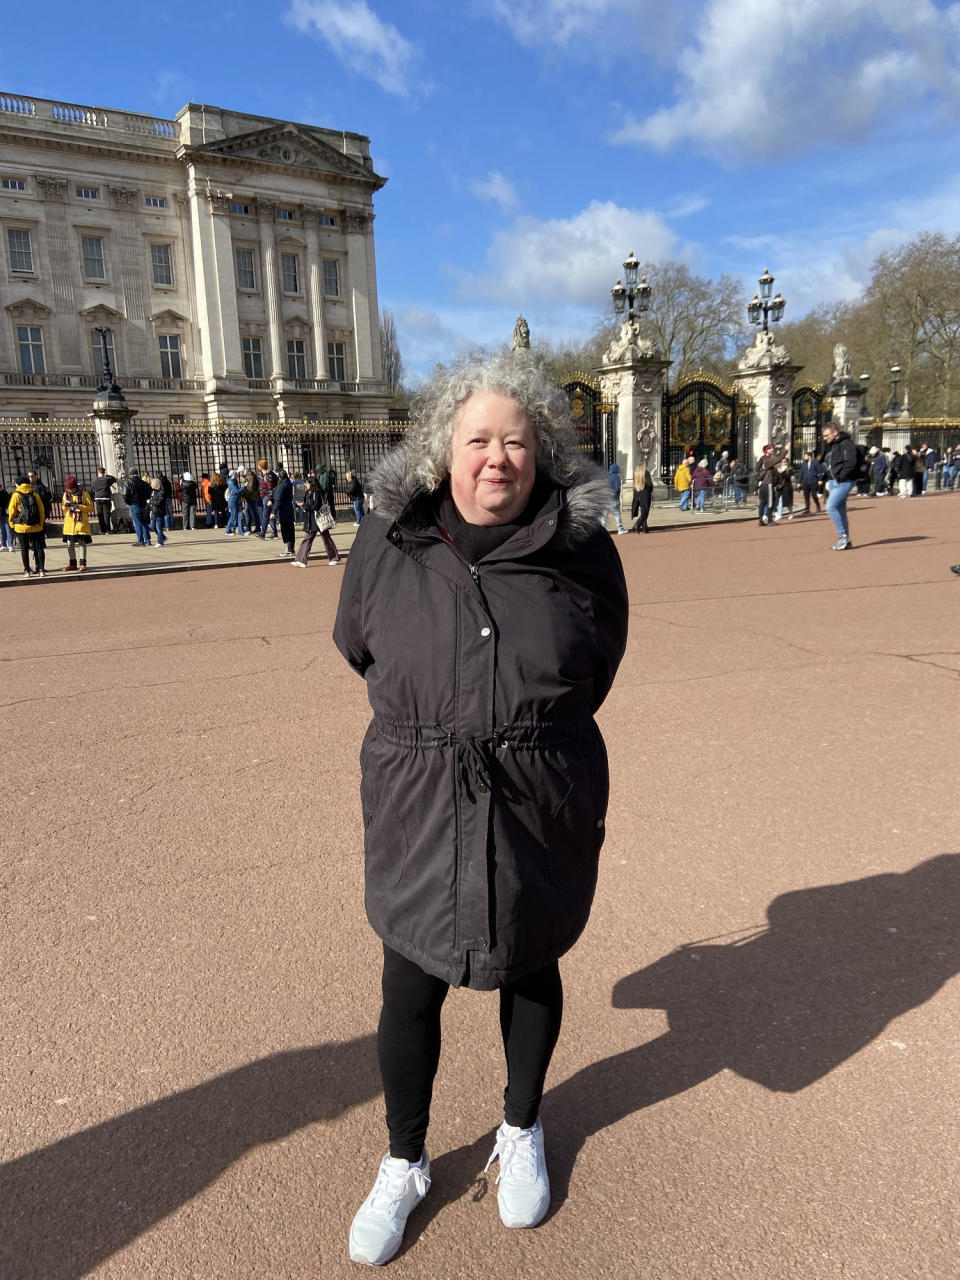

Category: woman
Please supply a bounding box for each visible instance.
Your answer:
[148,478,167,547]
[346,469,365,525]
[225,470,245,536]
[8,474,46,578]
[272,468,297,557]
[630,461,654,532]
[60,475,94,571]
[691,458,713,512]
[292,473,340,567]
[180,472,198,530]
[333,354,628,1266]
[774,457,795,521]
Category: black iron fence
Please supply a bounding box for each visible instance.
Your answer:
[0,420,102,519]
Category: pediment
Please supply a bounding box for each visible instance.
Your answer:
[149,308,189,325]
[6,297,52,320]
[79,303,124,323]
[191,123,384,187]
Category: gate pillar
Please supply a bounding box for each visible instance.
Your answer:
[598,320,670,489]
[732,331,800,462]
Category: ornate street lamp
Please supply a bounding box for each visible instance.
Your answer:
[611,250,652,321]
[92,326,129,413]
[884,363,902,418]
[747,268,786,333]
[859,372,870,418]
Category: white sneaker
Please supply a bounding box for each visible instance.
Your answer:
[484,1117,550,1229]
[348,1151,430,1266]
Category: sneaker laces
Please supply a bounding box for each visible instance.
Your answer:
[367,1159,430,1218]
[484,1126,537,1186]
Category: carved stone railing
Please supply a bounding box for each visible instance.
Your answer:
[0,92,177,142]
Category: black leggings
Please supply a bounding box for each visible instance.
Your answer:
[378,944,563,1161]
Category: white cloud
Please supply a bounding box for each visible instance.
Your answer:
[468,171,520,215]
[490,0,633,46]
[488,0,690,61]
[285,0,420,96]
[610,0,960,160]
[457,199,682,306]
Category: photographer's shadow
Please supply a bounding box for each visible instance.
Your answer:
[426,853,960,1220]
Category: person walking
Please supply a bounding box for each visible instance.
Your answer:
[731,457,748,506]
[757,445,778,526]
[346,469,366,525]
[123,469,152,546]
[798,452,822,513]
[292,473,340,567]
[691,458,713,512]
[91,467,117,534]
[605,462,627,532]
[180,472,198,530]
[273,468,297,557]
[674,457,692,510]
[147,478,168,547]
[8,474,47,577]
[870,448,887,498]
[60,476,95,571]
[630,461,654,532]
[822,420,856,550]
[333,353,628,1267]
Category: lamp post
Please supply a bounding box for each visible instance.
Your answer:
[859,372,870,419]
[884,363,902,418]
[610,251,652,322]
[746,267,786,334]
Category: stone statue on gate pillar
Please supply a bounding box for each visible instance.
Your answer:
[512,316,530,350]
[733,330,800,464]
[598,325,670,495]
[826,340,865,439]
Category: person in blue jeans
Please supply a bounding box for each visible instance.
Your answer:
[148,477,168,547]
[822,421,856,550]
[0,482,15,551]
[225,470,245,535]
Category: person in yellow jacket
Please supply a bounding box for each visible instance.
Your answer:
[674,459,693,511]
[61,475,95,571]
[8,474,47,578]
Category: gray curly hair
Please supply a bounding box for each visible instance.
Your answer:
[407,351,581,491]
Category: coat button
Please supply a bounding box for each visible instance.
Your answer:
[480,626,491,637]
[596,818,604,829]
[478,938,488,949]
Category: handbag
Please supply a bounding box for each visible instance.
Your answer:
[316,505,335,533]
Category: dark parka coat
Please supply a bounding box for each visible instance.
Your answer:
[333,446,629,989]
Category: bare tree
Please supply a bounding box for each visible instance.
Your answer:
[379,309,406,403]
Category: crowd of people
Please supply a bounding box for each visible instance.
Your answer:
[1,458,364,576]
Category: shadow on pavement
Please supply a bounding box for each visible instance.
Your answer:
[1,1035,380,1280]
[423,853,960,1221]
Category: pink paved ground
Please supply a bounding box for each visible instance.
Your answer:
[2,493,959,1279]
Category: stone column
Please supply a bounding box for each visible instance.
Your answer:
[343,209,376,381]
[35,175,83,369]
[257,200,285,382]
[186,179,244,388]
[108,185,154,374]
[91,403,138,509]
[732,331,799,462]
[598,319,671,490]
[302,207,328,379]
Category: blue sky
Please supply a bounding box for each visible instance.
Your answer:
[8,0,960,381]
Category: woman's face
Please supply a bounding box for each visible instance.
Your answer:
[449,392,537,526]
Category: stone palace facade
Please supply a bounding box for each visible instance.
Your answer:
[0,93,390,422]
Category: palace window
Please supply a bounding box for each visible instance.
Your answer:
[17,325,45,374]
[76,186,100,200]
[81,236,105,280]
[2,177,25,191]
[242,336,264,379]
[276,207,295,221]
[322,258,340,297]
[280,253,299,293]
[256,412,272,422]
[30,412,49,422]
[235,247,256,291]
[158,333,182,379]
[327,340,345,381]
[145,195,167,209]
[319,214,336,227]
[91,328,116,377]
[287,339,306,379]
[231,202,250,216]
[8,228,33,273]
[150,243,173,287]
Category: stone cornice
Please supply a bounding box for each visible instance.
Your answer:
[180,122,386,191]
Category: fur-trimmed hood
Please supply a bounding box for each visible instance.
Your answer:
[367,443,613,550]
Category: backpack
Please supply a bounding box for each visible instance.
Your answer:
[17,489,40,526]
[854,444,869,481]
